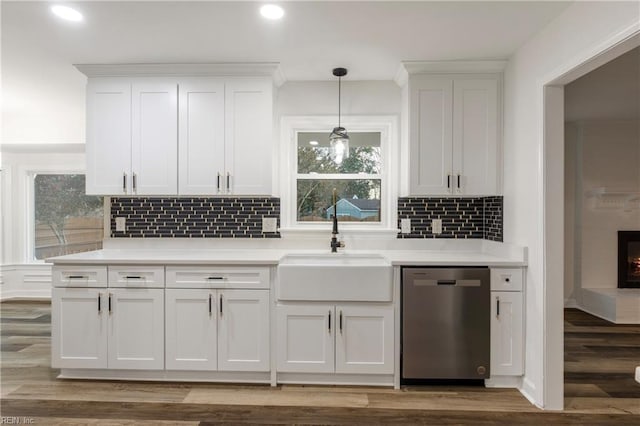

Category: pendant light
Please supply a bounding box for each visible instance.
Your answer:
[329,67,349,164]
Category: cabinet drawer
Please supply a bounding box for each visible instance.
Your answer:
[52,265,107,288]
[490,268,523,292]
[108,266,165,288]
[166,266,269,289]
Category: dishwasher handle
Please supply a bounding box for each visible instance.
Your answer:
[437,280,456,285]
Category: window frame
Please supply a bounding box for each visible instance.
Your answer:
[279,116,398,231]
[27,169,106,263]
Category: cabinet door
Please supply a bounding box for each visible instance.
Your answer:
[409,77,453,195]
[453,78,499,195]
[335,304,394,374]
[51,288,107,369]
[276,304,334,373]
[108,288,164,370]
[165,289,217,371]
[86,79,132,195]
[178,79,226,195]
[490,291,523,376]
[218,290,270,371]
[224,78,272,195]
[131,80,178,195]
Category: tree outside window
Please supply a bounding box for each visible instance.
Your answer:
[296,132,382,223]
[34,174,104,260]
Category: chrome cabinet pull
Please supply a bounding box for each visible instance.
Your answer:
[123,172,127,193]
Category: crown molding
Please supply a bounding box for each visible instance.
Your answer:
[74,63,286,85]
[400,60,508,75]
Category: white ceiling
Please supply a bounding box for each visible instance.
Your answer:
[2,1,573,81]
[565,46,640,122]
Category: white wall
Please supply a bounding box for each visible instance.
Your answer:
[568,121,640,297]
[503,0,640,409]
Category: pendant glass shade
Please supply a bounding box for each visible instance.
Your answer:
[329,126,349,164]
[330,67,349,165]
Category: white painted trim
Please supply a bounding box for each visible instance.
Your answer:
[276,372,394,387]
[59,369,271,383]
[540,22,640,411]
[74,63,285,85]
[401,60,508,75]
[485,376,523,388]
[0,144,85,153]
[279,115,399,232]
[564,298,578,309]
[520,377,541,409]
[0,263,53,300]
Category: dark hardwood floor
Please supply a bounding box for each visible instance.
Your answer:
[1,301,638,425]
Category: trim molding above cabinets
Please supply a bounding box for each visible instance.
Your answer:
[77,64,280,197]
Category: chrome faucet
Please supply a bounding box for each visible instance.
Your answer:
[330,188,345,253]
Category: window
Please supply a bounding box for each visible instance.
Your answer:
[297,131,382,222]
[281,116,397,230]
[33,174,104,260]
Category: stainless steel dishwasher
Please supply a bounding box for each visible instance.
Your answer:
[401,267,490,382]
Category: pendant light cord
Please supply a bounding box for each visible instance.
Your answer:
[338,76,341,128]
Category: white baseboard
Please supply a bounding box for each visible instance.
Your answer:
[519,377,542,409]
[564,298,578,308]
[0,264,52,301]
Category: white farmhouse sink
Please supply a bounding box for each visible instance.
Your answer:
[277,253,393,302]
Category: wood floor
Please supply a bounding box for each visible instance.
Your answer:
[1,302,638,425]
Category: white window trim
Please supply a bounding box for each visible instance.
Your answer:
[279,115,399,232]
[26,168,103,263]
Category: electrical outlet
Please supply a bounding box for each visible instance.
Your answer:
[115,217,126,232]
[400,218,411,234]
[432,219,442,235]
[262,217,278,233]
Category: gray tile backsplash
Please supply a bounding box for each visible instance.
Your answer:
[397,196,503,241]
[110,197,281,238]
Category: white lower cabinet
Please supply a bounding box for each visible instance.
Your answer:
[165,289,270,372]
[52,287,164,370]
[490,291,524,376]
[165,289,217,371]
[108,288,165,370]
[52,288,108,369]
[276,303,394,375]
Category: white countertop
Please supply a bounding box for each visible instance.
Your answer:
[48,247,527,267]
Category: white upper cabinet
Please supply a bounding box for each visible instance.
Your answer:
[86,79,132,195]
[80,65,277,196]
[224,79,273,196]
[404,63,503,196]
[452,79,498,196]
[409,77,454,195]
[85,78,178,196]
[178,79,226,195]
[131,80,178,195]
[179,78,272,195]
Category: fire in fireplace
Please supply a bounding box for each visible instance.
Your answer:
[618,231,640,289]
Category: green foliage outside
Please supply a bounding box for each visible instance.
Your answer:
[297,146,381,222]
[34,174,104,244]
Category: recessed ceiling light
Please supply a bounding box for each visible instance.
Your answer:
[51,5,83,22]
[260,4,284,20]
[309,141,319,146]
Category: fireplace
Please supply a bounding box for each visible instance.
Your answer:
[618,231,640,289]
